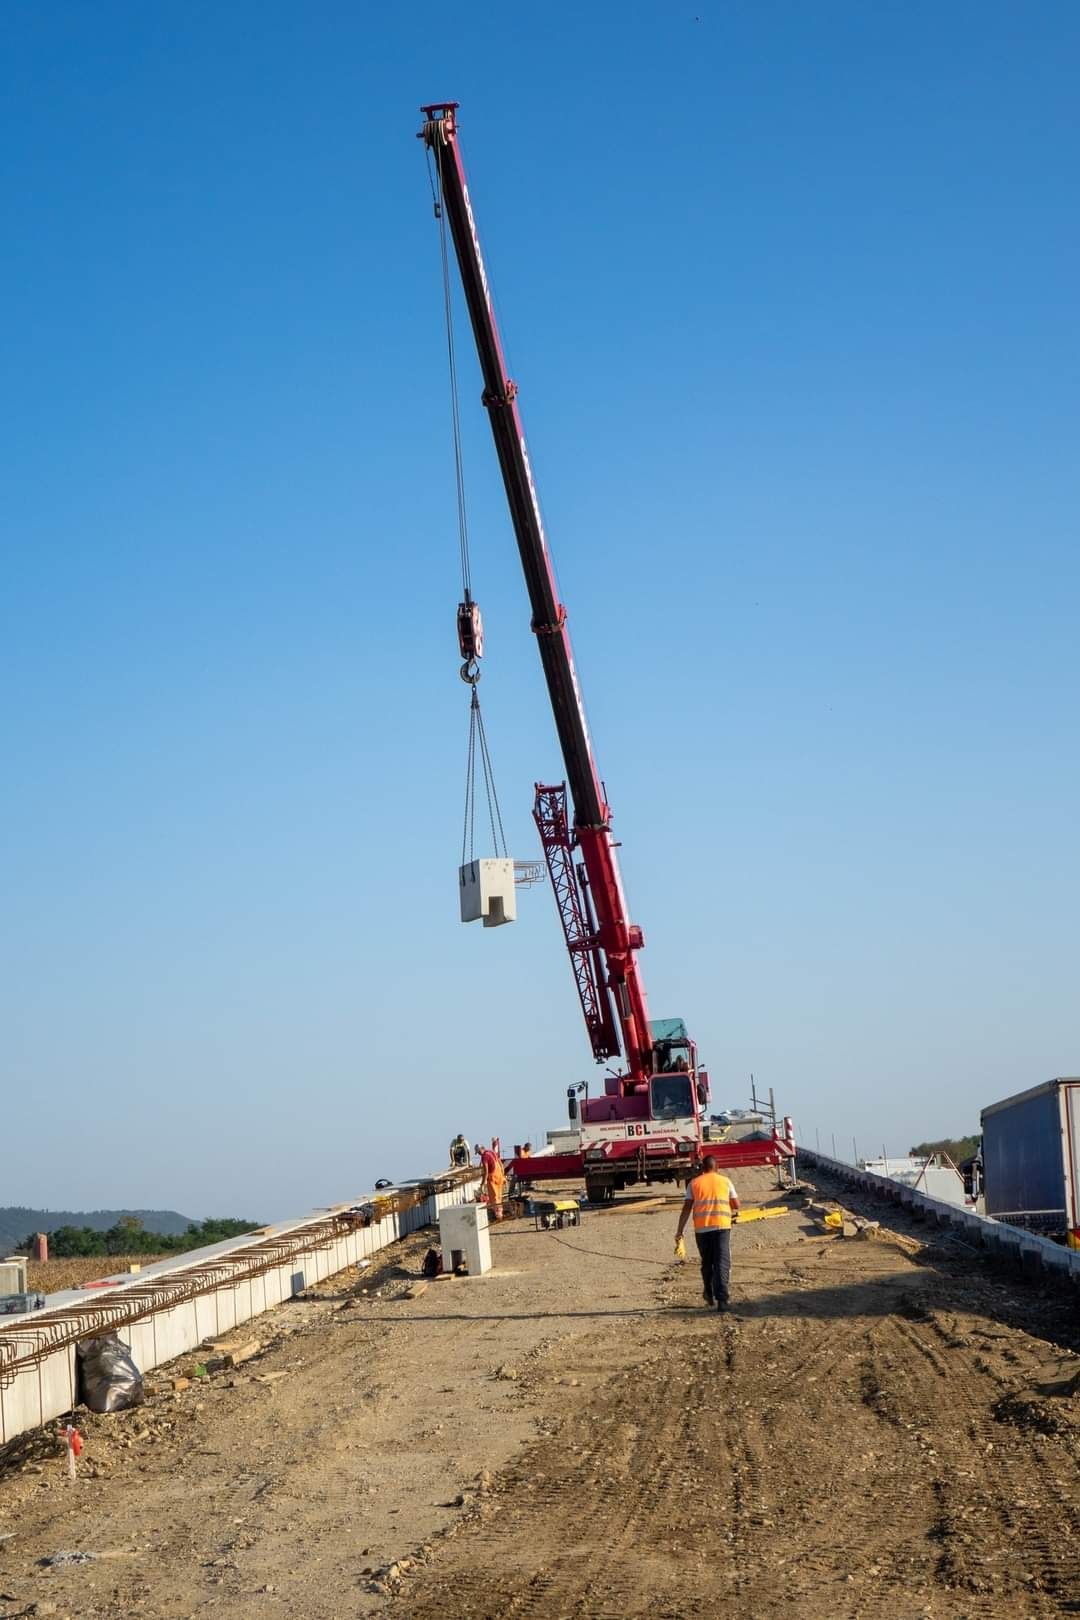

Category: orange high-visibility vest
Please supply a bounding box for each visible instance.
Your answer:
[688,1171,735,1231]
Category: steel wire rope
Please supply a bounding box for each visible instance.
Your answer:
[461,168,605,820]
[428,128,510,867]
[546,1209,764,1268]
[462,691,478,866]
[473,688,508,857]
[461,689,508,864]
[548,1232,672,1266]
[430,136,472,600]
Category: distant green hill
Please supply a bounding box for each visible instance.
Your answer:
[0,1207,194,1251]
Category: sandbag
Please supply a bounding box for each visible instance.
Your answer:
[76,1333,144,1413]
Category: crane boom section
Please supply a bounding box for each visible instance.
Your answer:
[421,104,652,1081]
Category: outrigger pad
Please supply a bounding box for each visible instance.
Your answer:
[459,858,517,927]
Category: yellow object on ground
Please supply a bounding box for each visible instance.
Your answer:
[822,1210,843,1229]
[736,1206,792,1225]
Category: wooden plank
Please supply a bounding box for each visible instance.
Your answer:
[593,1196,670,1217]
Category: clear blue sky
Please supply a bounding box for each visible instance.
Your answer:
[3,2,1077,1219]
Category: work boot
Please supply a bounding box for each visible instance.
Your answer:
[703,1290,715,1308]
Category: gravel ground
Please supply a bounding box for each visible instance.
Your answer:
[1,1170,1077,1620]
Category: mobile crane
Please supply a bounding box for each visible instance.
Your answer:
[419,103,794,1200]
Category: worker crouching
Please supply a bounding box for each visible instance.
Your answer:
[675,1154,740,1312]
[476,1143,506,1221]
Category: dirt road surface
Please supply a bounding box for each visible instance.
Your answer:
[1,1169,1078,1620]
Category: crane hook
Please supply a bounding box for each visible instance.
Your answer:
[457,599,484,686]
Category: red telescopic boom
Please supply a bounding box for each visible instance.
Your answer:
[419,103,653,1087]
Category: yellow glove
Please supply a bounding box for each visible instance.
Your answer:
[674,1236,687,1262]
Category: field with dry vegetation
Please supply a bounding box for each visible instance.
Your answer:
[26,1255,166,1294]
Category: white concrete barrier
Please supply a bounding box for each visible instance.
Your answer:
[0,1171,477,1447]
[797,1150,1080,1284]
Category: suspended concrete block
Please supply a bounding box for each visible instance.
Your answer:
[459,858,517,927]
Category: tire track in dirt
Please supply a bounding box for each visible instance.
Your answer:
[417,1327,701,1620]
[386,1215,1080,1620]
[724,1305,945,1617]
[388,1311,929,1618]
[880,1312,1080,1613]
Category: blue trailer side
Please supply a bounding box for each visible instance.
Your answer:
[981,1079,1080,1243]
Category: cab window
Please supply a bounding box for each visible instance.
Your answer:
[650,1074,694,1120]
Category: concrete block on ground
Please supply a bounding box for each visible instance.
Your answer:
[438,1204,492,1276]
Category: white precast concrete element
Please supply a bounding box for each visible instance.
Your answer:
[798,1149,1080,1285]
[912,1166,966,1206]
[541,1129,581,1155]
[862,1158,966,1207]
[459,858,516,926]
[438,1202,492,1275]
[0,1259,28,1295]
[861,1157,925,1179]
[0,1171,477,1447]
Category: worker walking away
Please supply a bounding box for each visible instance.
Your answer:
[476,1143,507,1221]
[675,1154,740,1312]
[449,1132,470,1169]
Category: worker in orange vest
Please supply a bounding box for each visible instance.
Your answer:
[675,1154,740,1311]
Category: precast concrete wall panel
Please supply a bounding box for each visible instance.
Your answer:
[127,1321,155,1378]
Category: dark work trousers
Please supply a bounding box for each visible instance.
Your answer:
[695,1227,731,1304]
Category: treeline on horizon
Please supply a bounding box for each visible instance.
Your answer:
[908,1135,980,1164]
[20,1214,261,1259]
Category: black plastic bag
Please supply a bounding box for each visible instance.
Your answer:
[76,1333,144,1413]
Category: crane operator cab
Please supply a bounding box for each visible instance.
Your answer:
[570,1019,709,1137]
[566,1019,716,1199]
[650,1018,709,1115]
